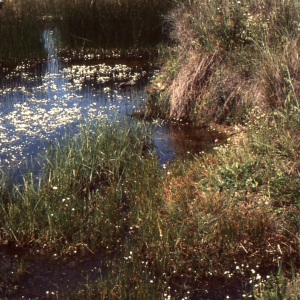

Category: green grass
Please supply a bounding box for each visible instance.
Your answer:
[1,106,300,298]
[1,0,300,298]
[0,118,158,254]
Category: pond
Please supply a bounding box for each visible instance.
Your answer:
[0,14,229,300]
[0,28,226,174]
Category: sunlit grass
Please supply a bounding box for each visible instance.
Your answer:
[0,117,157,253]
[2,106,299,298]
[150,0,300,125]
[1,0,300,298]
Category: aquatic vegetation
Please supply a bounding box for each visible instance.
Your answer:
[1,0,300,298]
[0,54,149,168]
[1,101,300,298]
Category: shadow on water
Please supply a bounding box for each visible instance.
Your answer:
[153,121,227,164]
[0,244,107,299]
[0,0,173,67]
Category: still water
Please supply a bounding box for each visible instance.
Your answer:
[0,28,231,300]
[0,29,150,170]
[0,28,225,172]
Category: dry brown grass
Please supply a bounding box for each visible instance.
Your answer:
[286,273,300,299]
[155,0,300,126]
[168,51,259,124]
[164,40,300,125]
[168,52,220,121]
[259,41,300,109]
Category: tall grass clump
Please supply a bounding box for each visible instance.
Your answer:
[0,117,184,298]
[0,117,161,255]
[150,0,300,125]
[1,99,300,298]
[2,111,300,298]
[4,106,297,298]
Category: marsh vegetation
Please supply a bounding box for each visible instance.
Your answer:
[1,0,300,299]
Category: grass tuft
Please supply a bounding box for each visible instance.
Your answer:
[149,0,300,125]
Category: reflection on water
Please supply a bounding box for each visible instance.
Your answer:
[0,28,229,300]
[0,29,149,170]
[0,28,226,172]
[45,28,60,74]
[1,246,106,300]
[153,122,227,164]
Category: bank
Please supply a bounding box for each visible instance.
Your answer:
[1,0,300,299]
[145,0,300,298]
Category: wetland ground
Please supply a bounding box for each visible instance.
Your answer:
[1,0,300,299]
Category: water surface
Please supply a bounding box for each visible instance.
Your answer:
[0,28,226,172]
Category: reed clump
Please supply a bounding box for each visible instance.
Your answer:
[150,0,300,125]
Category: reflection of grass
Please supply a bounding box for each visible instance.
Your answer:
[56,0,172,51]
[0,1,45,65]
[0,0,173,66]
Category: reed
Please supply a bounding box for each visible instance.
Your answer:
[151,0,300,125]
